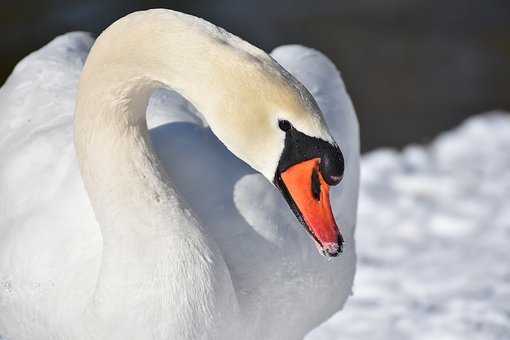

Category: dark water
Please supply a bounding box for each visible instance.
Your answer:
[1,0,509,151]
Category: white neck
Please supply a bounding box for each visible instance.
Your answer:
[73,10,252,338]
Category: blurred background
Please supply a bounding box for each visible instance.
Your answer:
[1,0,509,151]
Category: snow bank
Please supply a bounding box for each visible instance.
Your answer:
[307,112,510,340]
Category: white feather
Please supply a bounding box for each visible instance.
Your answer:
[0,10,359,340]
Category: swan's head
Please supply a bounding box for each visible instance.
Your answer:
[272,117,345,257]
[205,57,345,257]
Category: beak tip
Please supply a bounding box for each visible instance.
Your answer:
[320,237,344,258]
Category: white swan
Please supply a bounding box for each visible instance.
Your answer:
[0,9,359,340]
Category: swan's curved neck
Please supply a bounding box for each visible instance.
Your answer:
[74,10,244,336]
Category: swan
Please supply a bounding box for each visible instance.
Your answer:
[0,9,359,340]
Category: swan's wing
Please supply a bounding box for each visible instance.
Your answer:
[0,33,104,329]
[0,33,207,327]
[0,32,94,226]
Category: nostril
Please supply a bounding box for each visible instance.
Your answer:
[311,168,321,201]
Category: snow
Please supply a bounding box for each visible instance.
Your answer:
[307,112,510,340]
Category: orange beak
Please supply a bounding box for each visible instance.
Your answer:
[278,158,343,257]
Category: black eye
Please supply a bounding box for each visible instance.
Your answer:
[278,119,291,132]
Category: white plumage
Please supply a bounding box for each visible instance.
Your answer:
[0,10,359,340]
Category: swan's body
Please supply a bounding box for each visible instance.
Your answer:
[0,10,359,340]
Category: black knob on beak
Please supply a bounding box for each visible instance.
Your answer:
[320,147,344,186]
[276,118,344,187]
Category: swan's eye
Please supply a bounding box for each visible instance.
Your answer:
[278,119,291,132]
[311,167,321,201]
